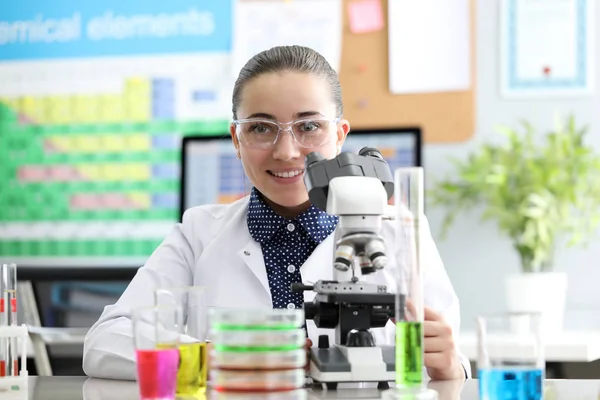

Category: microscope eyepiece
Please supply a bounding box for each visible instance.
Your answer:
[358,147,384,160]
[305,151,325,167]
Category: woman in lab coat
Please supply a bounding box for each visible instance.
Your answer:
[82,45,470,381]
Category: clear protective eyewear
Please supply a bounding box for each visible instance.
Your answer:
[233,117,341,149]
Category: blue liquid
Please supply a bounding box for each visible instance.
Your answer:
[478,368,543,400]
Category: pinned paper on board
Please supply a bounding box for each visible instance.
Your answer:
[388,0,471,94]
[232,0,343,75]
[348,0,384,34]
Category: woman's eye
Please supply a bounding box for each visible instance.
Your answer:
[298,122,320,131]
[250,124,272,134]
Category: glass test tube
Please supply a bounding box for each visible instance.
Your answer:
[386,168,437,400]
[0,263,6,377]
[2,263,17,376]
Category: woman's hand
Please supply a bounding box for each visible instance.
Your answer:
[404,301,465,380]
[305,338,313,371]
[422,306,464,380]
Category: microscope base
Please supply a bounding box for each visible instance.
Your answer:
[308,345,395,389]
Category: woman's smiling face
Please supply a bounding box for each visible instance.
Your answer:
[230,70,349,216]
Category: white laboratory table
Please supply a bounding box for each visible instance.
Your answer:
[4,376,599,400]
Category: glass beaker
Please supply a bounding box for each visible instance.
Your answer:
[477,312,544,400]
[155,286,208,397]
[132,304,182,400]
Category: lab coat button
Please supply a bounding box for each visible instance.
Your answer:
[287,303,295,309]
[287,265,296,273]
[287,223,295,232]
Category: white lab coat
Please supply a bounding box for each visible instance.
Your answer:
[82,195,471,380]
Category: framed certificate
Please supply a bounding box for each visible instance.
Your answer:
[500,0,595,97]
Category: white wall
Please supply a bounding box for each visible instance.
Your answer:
[424,0,600,331]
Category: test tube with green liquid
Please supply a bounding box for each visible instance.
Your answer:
[384,168,437,400]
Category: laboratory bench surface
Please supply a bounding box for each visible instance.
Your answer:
[9,376,600,400]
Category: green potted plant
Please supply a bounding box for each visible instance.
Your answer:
[429,115,600,331]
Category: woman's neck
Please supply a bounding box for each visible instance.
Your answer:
[262,196,311,219]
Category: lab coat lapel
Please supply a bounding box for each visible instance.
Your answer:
[238,239,272,302]
[300,234,335,285]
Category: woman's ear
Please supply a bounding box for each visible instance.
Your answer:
[336,119,350,153]
[230,123,241,158]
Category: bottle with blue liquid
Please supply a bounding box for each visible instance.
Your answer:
[476,313,544,400]
[479,367,543,400]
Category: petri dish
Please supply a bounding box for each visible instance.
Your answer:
[209,308,305,330]
[211,368,306,392]
[211,348,306,370]
[211,328,306,350]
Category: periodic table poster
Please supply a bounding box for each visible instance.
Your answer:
[0,0,234,265]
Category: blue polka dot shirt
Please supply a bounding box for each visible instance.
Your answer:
[246,187,338,309]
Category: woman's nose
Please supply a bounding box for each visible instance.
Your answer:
[272,129,301,161]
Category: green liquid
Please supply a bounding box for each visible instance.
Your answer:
[395,321,423,386]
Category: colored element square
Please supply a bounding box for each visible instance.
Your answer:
[101,135,127,152]
[125,77,151,98]
[126,134,151,151]
[18,96,46,123]
[99,94,126,123]
[72,95,100,123]
[122,163,150,181]
[348,0,384,33]
[46,96,73,124]
[100,164,125,181]
[74,135,101,152]
[128,192,151,209]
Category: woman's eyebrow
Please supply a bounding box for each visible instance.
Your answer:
[246,112,276,119]
[294,111,324,119]
[244,111,325,120]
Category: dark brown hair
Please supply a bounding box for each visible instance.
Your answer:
[232,45,343,119]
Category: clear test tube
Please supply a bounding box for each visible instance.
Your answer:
[0,263,6,377]
[2,263,17,376]
[384,168,437,400]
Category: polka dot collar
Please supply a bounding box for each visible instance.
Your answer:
[246,187,338,245]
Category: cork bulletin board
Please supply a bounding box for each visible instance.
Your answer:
[338,0,477,143]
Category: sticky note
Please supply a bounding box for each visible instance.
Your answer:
[348,0,384,34]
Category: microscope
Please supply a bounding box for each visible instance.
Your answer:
[291,147,398,390]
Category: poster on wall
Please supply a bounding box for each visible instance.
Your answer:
[0,0,236,266]
[231,0,342,76]
[500,0,595,97]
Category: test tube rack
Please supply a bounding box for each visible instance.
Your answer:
[0,324,28,397]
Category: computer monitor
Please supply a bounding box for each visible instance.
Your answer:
[179,127,422,219]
